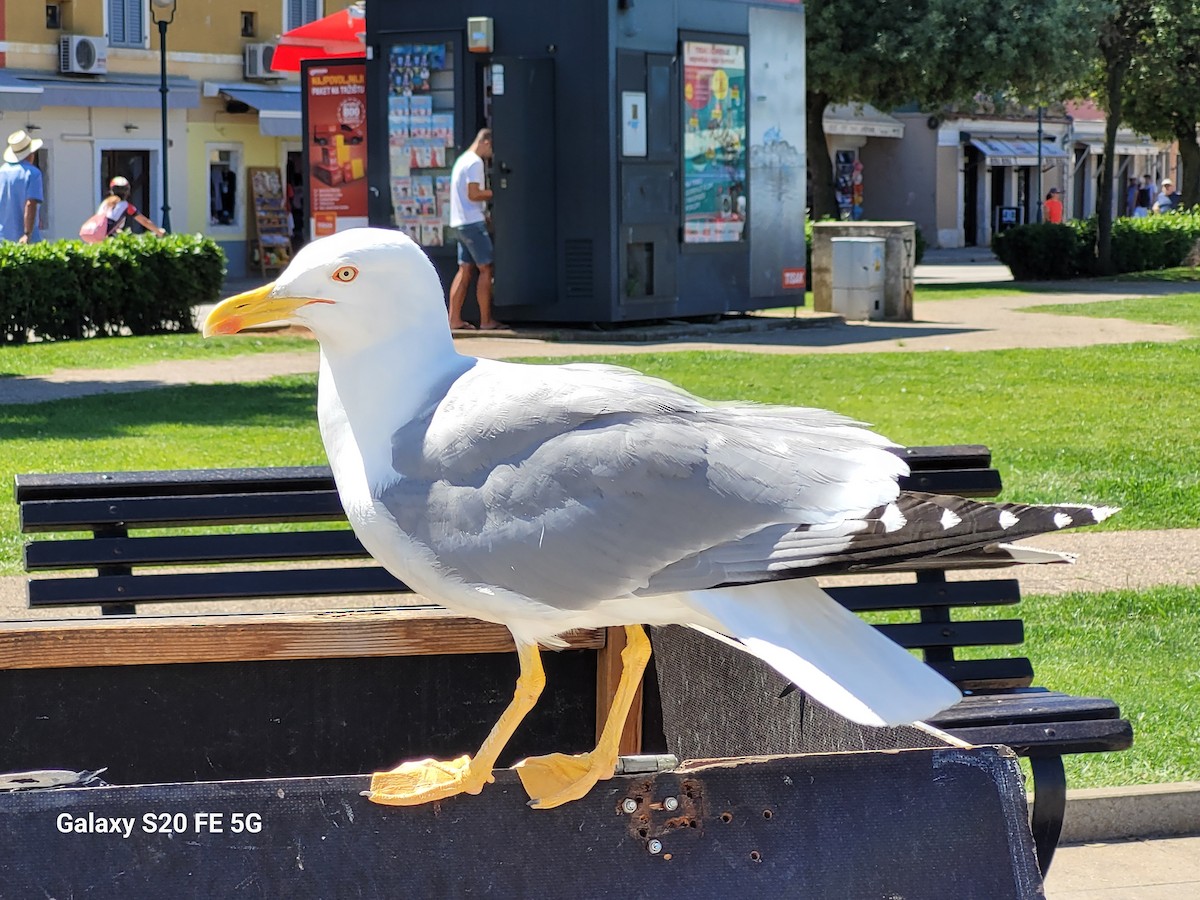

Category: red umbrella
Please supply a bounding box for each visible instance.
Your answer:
[270,2,366,72]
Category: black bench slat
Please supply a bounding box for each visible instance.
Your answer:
[13,466,335,502]
[940,719,1135,756]
[893,444,991,469]
[875,619,1023,650]
[928,657,1036,689]
[27,566,411,608]
[19,491,347,532]
[931,690,1122,727]
[24,530,368,570]
[12,444,993,504]
[899,468,1002,498]
[825,579,1020,612]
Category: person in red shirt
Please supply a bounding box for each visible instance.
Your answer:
[1043,187,1064,224]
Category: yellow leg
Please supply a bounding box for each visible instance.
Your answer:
[516,624,652,809]
[367,641,546,806]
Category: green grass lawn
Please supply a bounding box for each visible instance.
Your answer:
[0,333,315,378]
[1026,293,1200,333]
[1111,266,1200,283]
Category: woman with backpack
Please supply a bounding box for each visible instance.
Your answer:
[79,176,165,242]
[98,176,166,236]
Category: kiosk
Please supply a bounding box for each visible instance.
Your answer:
[364,0,807,323]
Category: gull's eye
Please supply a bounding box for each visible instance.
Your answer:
[332,265,358,283]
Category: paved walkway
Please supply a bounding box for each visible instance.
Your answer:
[3,248,1198,894]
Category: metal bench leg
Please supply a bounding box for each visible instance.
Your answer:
[1029,755,1066,875]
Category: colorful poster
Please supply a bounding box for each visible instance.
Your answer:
[682,41,748,243]
[305,61,368,236]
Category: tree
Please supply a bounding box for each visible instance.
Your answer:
[1088,0,1154,274]
[1123,2,1200,209]
[806,1,1106,220]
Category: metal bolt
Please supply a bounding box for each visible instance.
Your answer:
[621,798,637,814]
[663,796,679,811]
[648,839,663,855]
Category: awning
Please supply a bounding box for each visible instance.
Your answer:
[969,137,1068,167]
[205,82,302,137]
[0,71,44,111]
[1080,140,1161,157]
[823,104,905,139]
[0,69,199,110]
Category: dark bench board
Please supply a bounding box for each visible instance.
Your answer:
[0,749,1042,899]
[0,651,598,786]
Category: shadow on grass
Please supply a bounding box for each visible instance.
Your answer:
[0,377,317,441]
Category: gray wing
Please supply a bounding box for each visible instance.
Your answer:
[377,360,905,609]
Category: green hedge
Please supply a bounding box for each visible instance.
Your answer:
[0,233,226,343]
[993,211,1200,279]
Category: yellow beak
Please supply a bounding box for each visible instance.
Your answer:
[202,282,314,337]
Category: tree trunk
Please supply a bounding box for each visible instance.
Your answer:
[1174,119,1200,210]
[1097,54,1126,276]
[806,89,838,221]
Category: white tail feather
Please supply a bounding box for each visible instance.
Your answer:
[683,580,961,727]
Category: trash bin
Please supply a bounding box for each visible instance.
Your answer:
[831,237,885,320]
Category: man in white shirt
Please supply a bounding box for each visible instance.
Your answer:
[1152,178,1180,214]
[447,128,503,330]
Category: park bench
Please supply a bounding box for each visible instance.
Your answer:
[8,444,1131,877]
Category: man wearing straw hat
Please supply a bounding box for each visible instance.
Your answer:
[0,130,45,244]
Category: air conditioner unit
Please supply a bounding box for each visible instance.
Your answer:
[59,35,108,75]
[244,43,280,80]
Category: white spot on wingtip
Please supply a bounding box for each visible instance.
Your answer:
[939,508,961,530]
[1053,512,1073,529]
[1092,506,1120,523]
[881,502,907,532]
[999,510,1019,529]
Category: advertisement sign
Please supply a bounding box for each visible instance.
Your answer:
[304,59,368,238]
[682,41,747,244]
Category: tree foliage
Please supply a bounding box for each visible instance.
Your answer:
[806,1,1107,219]
[1123,2,1200,209]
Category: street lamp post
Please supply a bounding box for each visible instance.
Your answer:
[150,0,177,233]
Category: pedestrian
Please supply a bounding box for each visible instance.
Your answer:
[0,130,45,243]
[447,128,504,331]
[1043,188,1064,224]
[1133,175,1153,217]
[97,176,166,237]
[1152,178,1181,214]
[1124,177,1138,217]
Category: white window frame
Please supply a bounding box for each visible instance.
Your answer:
[95,139,162,227]
[206,143,244,233]
[106,0,150,50]
[284,0,325,33]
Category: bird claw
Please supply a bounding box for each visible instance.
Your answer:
[515,751,616,809]
[365,755,494,806]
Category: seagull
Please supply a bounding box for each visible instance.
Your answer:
[203,228,1115,810]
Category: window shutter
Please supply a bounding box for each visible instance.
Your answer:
[286,0,302,31]
[109,0,127,45]
[109,0,145,46]
[306,0,321,25]
[129,0,144,44]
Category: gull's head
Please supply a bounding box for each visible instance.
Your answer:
[203,228,448,351]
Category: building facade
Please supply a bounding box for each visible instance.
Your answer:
[1,1,353,271]
[824,102,1169,248]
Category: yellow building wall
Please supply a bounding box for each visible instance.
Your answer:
[7,1,357,56]
[186,119,286,238]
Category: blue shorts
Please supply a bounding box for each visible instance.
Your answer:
[456,220,494,266]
